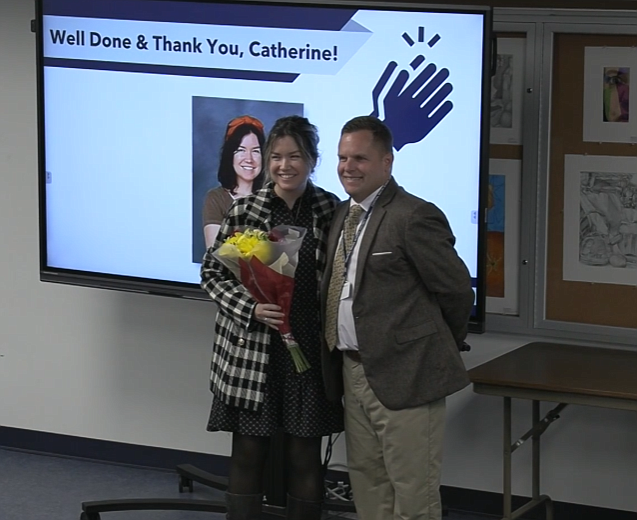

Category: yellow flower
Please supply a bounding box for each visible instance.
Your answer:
[219,229,273,262]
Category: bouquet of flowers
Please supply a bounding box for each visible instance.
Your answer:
[213,226,310,373]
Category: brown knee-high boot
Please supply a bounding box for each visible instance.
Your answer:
[225,492,263,520]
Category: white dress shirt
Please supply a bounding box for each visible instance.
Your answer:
[336,187,383,352]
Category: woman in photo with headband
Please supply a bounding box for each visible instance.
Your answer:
[202,115,266,247]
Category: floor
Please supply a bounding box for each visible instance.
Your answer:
[0,447,498,520]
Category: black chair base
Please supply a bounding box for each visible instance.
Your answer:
[80,497,286,520]
[177,463,228,493]
[79,464,357,519]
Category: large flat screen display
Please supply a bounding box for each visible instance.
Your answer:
[36,0,491,331]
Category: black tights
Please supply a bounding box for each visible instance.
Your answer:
[227,432,324,501]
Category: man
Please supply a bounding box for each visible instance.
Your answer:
[321,116,474,520]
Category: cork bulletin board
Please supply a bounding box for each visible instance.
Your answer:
[546,33,637,329]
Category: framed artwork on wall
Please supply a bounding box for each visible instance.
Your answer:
[563,153,637,286]
[583,47,636,143]
[490,38,525,145]
[486,158,521,315]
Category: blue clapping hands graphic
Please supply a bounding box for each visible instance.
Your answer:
[370,28,454,151]
[371,59,453,151]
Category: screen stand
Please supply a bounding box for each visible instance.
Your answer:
[79,431,357,519]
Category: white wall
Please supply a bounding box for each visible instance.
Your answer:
[1,0,636,513]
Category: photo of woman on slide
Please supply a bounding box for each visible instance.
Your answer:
[202,115,266,248]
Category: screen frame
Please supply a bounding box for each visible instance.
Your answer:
[35,0,492,331]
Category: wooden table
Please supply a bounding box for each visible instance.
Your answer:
[468,341,637,520]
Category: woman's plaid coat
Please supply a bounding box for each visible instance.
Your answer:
[200,182,339,412]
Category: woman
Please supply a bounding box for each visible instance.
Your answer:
[200,115,343,520]
[202,115,266,247]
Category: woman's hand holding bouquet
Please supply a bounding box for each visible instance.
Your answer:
[213,226,310,373]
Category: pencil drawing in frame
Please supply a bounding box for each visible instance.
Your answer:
[490,38,525,145]
[563,154,637,286]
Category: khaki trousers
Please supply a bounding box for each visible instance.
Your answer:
[343,353,446,520]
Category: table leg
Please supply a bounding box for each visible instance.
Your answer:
[497,395,566,520]
[532,400,540,500]
[532,400,556,520]
[545,495,554,520]
[503,396,512,519]
[504,399,560,520]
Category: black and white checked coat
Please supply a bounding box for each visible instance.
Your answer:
[200,182,339,412]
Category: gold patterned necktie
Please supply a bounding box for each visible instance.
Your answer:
[325,204,364,351]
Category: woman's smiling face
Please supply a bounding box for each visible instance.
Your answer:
[269,135,312,197]
[232,132,262,183]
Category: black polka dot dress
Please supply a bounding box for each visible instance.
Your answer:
[207,187,344,438]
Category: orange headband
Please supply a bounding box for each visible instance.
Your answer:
[225,115,264,141]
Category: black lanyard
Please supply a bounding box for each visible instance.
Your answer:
[341,183,387,274]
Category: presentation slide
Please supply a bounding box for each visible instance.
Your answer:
[41,0,487,287]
